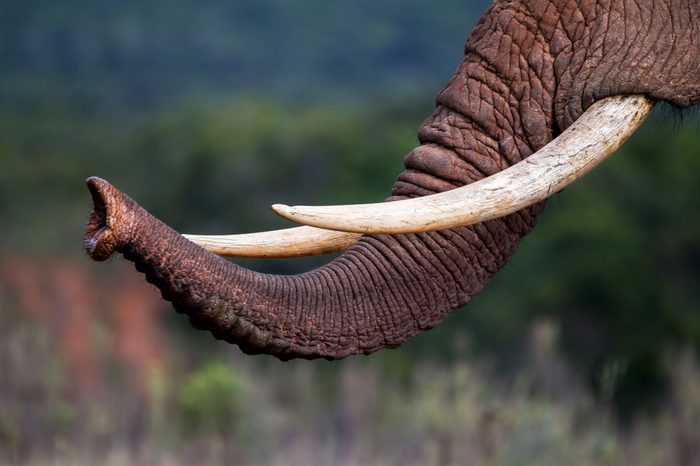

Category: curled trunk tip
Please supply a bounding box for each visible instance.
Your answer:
[84,176,129,261]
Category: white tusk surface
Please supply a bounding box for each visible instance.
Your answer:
[272,95,656,234]
[184,227,361,258]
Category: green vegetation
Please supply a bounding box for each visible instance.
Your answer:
[177,361,250,436]
[0,0,488,112]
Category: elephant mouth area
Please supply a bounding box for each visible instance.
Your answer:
[85,177,119,262]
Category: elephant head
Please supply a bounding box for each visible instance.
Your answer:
[84,0,699,360]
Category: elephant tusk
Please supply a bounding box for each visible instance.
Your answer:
[186,94,653,257]
[271,95,656,234]
[184,227,361,258]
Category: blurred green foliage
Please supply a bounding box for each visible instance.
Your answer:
[177,361,250,436]
[0,0,488,112]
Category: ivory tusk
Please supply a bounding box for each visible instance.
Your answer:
[184,227,361,258]
[186,94,653,257]
[272,95,656,234]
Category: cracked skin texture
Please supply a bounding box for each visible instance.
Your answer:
[85,0,700,360]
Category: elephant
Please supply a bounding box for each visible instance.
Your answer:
[84,0,700,360]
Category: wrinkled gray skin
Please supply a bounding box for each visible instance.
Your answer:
[85,0,700,360]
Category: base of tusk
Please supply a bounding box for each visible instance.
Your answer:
[271,95,656,234]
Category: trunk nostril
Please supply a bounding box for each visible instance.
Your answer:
[84,177,119,261]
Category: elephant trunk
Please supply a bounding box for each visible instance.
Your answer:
[84,2,558,360]
[88,176,470,360]
[86,176,354,359]
[84,91,544,362]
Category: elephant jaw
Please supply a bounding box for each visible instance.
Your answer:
[182,95,654,258]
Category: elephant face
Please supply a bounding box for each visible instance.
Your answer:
[84,0,700,360]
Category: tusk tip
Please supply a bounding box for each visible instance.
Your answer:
[272,203,293,217]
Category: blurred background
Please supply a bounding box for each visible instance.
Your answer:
[1,0,700,464]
